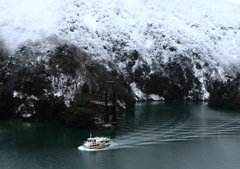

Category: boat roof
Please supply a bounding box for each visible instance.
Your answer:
[87,137,109,140]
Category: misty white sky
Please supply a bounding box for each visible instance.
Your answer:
[226,0,240,4]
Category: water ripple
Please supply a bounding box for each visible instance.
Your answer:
[110,102,240,149]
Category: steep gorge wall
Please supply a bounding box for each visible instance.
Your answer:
[0,0,240,103]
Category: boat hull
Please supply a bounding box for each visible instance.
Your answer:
[83,144,110,149]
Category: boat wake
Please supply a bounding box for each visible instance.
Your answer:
[78,146,97,151]
[79,102,240,151]
[112,103,240,149]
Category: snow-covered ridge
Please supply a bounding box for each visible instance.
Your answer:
[1,0,240,100]
[0,0,239,64]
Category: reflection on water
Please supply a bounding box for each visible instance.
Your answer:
[0,121,33,133]
[1,101,240,169]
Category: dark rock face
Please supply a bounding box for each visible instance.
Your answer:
[208,77,240,111]
[0,42,8,61]
[0,87,14,120]
[107,46,228,101]
[139,59,202,100]
[0,35,239,119]
[0,42,135,120]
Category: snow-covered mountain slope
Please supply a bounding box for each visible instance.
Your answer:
[1,0,240,100]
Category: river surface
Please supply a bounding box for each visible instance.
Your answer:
[1,101,240,169]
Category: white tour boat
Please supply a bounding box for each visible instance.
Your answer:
[83,133,111,149]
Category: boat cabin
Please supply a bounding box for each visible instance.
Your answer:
[87,138,97,143]
[83,134,111,149]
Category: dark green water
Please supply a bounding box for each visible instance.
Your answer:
[1,101,240,169]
